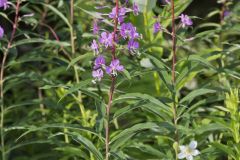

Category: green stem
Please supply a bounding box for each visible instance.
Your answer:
[0,1,21,159]
[0,53,7,160]
[69,0,87,124]
[170,0,179,159]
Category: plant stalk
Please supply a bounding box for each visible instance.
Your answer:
[0,1,21,159]
[69,0,86,124]
[105,0,119,159]
[170,0,179,159]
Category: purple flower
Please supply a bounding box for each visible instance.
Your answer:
[109,7,127,23]
[0,25,4,38]
[133,2,139,16]
[120,23,140,40]
[106,59,124,75]
[93,20,99,35]
[99,32,113,48]
[94,55,106,69]
[91,40,99,54]
[180,14,193,28]
[0,0,8,10]
[224,10,230,18]
[92,68,104,81]
[153,22,162,34]
[128,39,139,51]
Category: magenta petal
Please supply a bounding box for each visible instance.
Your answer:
[153,22,161,33]
[94,55,106,69]
[111,59,120,67]
[106,66,112,75]
[116,65,124,71]
[180,14,193,27]
[0,0,8,9]
[92,69,104,80]
[133,2,139,15]
[0,26,4,38]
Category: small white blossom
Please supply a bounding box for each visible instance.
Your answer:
[178,140,200,160]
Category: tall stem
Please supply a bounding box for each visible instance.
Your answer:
[69,0,86,124]
[219,2,226,68]
[105,0,119,159]
[70,0,75,55]
[0,1,21,159]
[105,77,116,160]
[170,0,179,159]
[171,0,176,84]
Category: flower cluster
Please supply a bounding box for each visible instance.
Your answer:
[92,55,124,82]
[109,7,126,23]
[120,22,140,51]
[152,14,192,35]
[90,2,140,82]
[179,14,193,28]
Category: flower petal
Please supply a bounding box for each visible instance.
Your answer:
[189,141,197,149]
[186,155,193,160]
[179,145,186,151]
[116,65,124,71]
[177,152,186,159]
[192,149,200,156]
[106,66,112,75]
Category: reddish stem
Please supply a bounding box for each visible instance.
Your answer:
[112,0,119,60]
[105,0,119,159]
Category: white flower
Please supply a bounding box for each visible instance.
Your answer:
[178,140,200,160]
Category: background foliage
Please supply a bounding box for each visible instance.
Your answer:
[0,0,239,160]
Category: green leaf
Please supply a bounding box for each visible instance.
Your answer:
[180,88,216,104]
[178,55,215,70]
[11,124,101,142]
[41,3,71,28]
[110,122,158,151]
[55,146,89,159]
[130,143,166,158]
[211,142,236,159]
[6,140,52,154]
[194,123,227,134]
[76,7,113,27]
[113,93,170,112]
[59,79,92,101]
[11,38,70,48]
[70,133,104,160]
[113,100,148,120]
[67,52,93,70]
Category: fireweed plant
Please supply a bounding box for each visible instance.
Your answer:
[0,0,239,160]
[90,1,141,159]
